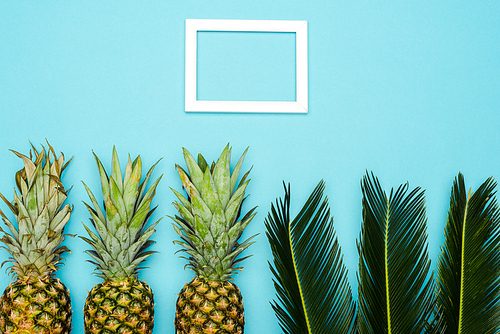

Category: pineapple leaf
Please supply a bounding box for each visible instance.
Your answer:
[221,237,256,269]
[85,250,108,269]
[107,259,122,276]
[110,177,128,223]
[193,215,213,244]
[197,153,209,172]
[81,237,113,264]
[33,205,50,243]
[226,215,251,246]
[189,186,212,224]
[135,207,158,238]
[128,197,153,238]
[175,245,207,267]
[0,143,72,280]
[10,150,36,185]
[14,193,34,235]
[215,232,229,260]
[136,158,161,211]
[82,182,105,223]
[173,201,194,226]
[0,192,17,216]
[136,239,156,256]
[83,202,108,244]
[172,223,203,251]
[170,215,194,233]
[122,155,141,221]
[212,144,231,209]
[225,192,245,228]
[44,162,52,211]
[206,257,223,275]
[209,200,226,240]
[93,151,111,204]
[116,248,130,268]
[81,224,106,250]
[171,188,192,211]
[47,188,60,219]
[37,160,47,214]
[227,211,257,254]
[61,155,73,174]
[49,204,72,235]
[130,251,155,267]
[105,230,122,259]
[237,166,252,190]
[115,221,130,250]
[230,147,248,194]
[111,146,124,194]
[200,167,221,214]
[105,197,122,236]
[176,164,194,193]
[30,166,42,219]
[0,240,21,255]
[122,155,133,192]
[136,175,162,212]
[44,232,65,255]
[128,223,158,259]
[1,217,19,241]
[183,147,204,191]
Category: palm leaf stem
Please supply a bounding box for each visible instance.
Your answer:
[384,198,391,334]
[458,189,471,333]
[288,221,312,334]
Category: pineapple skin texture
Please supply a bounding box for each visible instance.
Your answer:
[175,277,244,334]
[0,277,72,334]
[84,278,154,334]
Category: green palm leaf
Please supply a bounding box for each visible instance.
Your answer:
[436,173,500,334]
[357,172,437,334]
[265,180,356,334]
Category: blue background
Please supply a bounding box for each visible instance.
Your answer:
[0,1,499,333]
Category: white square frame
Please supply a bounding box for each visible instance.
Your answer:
[185,19,308,113]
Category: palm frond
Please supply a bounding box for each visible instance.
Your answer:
[357,172,437,334]
[436,173,500,334]
[265,180,356,334]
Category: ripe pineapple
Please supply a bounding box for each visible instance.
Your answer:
[81,147,162,334]
[0,143,73,334]
[171,145,257,334]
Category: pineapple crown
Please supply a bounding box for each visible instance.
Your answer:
[0,142,73,282]
[170,144,257,282]
[81,147,162,282]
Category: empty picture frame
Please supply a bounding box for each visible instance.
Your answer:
[185,19,308,113]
